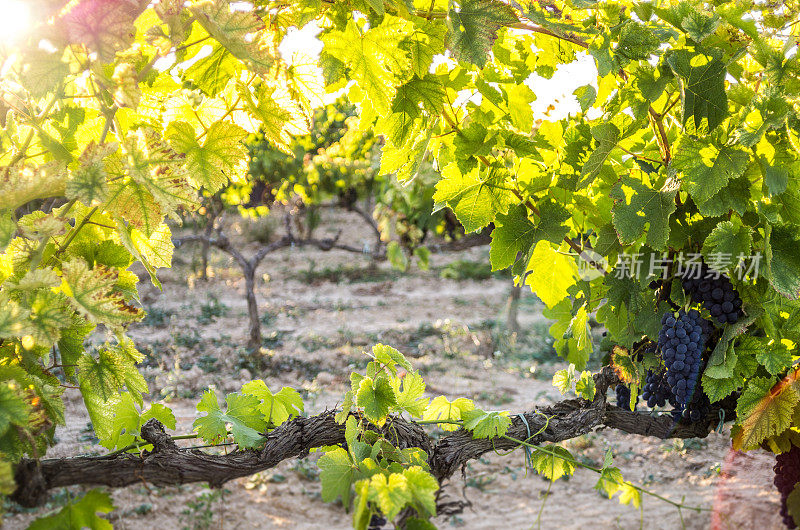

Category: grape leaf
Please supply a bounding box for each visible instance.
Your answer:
[461,408,512,439]
[423,396,474,431]
[433,164,513,233]
[166,121,247,192]
[489,202,569,271]
[191,0,274,74]
[322,18,410,114]
[0,383,30,437]
[610,175,677,250]
[184,45,242,97]
[403,466,439,517]
[61,0,148,62]
[732,377,799,450]
[61,258,143,326]
[523,241,579,308]
[194,390,266,449]
[579,123,619,187]
[702,219,753,269]
[390,371,428,418]
[241,380,303,426]
[356,376,397,425]
[318,447,354,505]
[767,226,800,300]
[672,135,749,204]
[446,0,519,67]
[665,47,728,131]
[28,489,115,530]
[369,472,413,521]
[530,445,575,481]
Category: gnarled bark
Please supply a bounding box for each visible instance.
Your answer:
[11,367,737,509]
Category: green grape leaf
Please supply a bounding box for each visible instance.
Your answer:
[575,370,596,400]
[241,380,303,426]
[503,82,536,132]
[672,135,749,204]
[574,84,597,112]
[372,343,413,374]
[27,291,75,346]
[105,181,162,237]
[755,340,793,376]
[390,371,428,418]
[238,84,307,154]
[433,164,513,233]
[665,47,728,131]
[66,142,116,206]
[318,447,354,505]
[530,445,575,481]
[461,408,512,439]
[490,202,569,271]
[166,121,247,192]
[446,0,519,67]
[369,472,413,521]
[523,241,579,308]
[615,22,661,61]
[767,226,800,300]
[78,344,147,404]
[101,392,175,450]
[610,175,677,250]
[191,0,274,74]
[61,258,143,326]
[733,376,798,450]
[423,396,474,431]
[0,296,31,340]
[403,466,439,517]
[184,44,242,97]
[27,489,115,530]
[402,19,446,77]
[0,383,30,436]
[356,376,397,425]
[595,466,625,498]
[1,162,67,211]
[580,123,619,187]
[193,390,266,449]
[702,219,753,269]
[322,18,410,114]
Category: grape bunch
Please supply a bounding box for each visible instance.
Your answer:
[681,264,743,324]
[368,513,388,530]
[615,384,636,411]
[775,445,800,528]
[673,387,711,422]
[658,310,707,409]
[642,369,672,408]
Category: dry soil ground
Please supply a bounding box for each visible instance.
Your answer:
[3,212,785,530]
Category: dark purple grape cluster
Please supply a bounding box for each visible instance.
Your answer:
[673,387,711,423]
[775,445,800,528]
[658,310,708,407]
[642,369,672,408]
[681,264,743,324]
[368,514,388,530]
[616,384,636,411]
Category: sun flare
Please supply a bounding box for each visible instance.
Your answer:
[0,0,32,46]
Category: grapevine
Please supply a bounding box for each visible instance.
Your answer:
[0,0,799,528]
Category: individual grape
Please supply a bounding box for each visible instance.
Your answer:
[368,514,388,530]
[658,310,708,414]
[615,384,637,411]
[774,445,800,528]
[680,263,743,325]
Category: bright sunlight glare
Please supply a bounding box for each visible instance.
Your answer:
[0,0,31,46]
